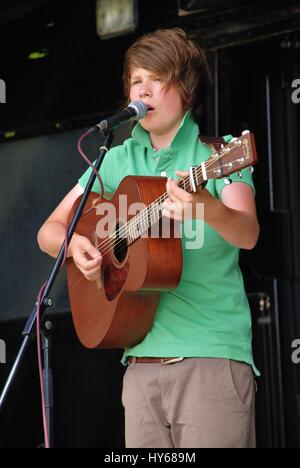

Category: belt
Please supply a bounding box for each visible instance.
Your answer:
[128,357,184,365]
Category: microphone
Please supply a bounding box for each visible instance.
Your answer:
[90,101,148,134]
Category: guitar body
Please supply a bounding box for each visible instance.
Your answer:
[67,175,183,349]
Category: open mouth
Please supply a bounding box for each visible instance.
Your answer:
[145,105,155,113]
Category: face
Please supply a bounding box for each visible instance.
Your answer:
[129,68,185,138]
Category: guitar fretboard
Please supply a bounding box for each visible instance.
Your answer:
[108,132,255,247]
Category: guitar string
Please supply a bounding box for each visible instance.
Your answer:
[94,147,234,254]
[95,160,213,255]
[96,158,248,259]
[96,153,246,257]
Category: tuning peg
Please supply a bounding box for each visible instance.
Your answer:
[242,130,250,135]
[224,177,232,185]
[230,137,242,146]
[249,166,254,174]
[237,171,243,179]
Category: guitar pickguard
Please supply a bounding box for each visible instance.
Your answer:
[104,261,130,301]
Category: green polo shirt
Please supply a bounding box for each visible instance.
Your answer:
[78,112,259,375]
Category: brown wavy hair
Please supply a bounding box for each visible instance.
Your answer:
[123,28,212,115]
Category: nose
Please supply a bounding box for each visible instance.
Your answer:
[139,83,152,98]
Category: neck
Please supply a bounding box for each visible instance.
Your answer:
[150,134,174,151]
[150,124,182,151]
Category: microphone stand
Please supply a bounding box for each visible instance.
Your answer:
[0,131,114,448]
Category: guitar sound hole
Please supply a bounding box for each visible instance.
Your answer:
[113,222,128,264]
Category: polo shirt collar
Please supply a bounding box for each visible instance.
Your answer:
[131,110,199,152]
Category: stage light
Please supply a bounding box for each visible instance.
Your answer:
[96,0,138,40]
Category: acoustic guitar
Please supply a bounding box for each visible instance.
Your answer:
[67,131,257,349]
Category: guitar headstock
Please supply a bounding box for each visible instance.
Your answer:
[206,131,258,179]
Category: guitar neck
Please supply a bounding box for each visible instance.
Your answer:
[122,131,257,245]
[125,191,169,245]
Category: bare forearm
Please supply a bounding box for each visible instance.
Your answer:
[37,222,79,259]
[205,197,260,250]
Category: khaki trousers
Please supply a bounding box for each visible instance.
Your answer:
[122,357,256,448]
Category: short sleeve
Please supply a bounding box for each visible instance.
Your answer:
[214,134,256,199]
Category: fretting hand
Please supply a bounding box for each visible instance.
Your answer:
[162,170,214,223]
